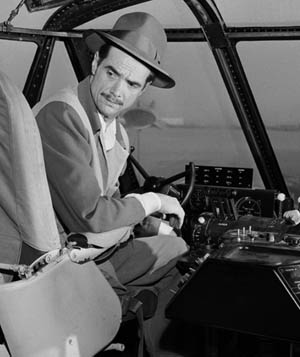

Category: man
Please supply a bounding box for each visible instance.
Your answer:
[35,12,188,356]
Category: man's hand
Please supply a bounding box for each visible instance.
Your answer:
[134,216,161,237]
[283,210,300,225]
[125,191,185,229]
[156,193,185,228]
[134,216,178,237]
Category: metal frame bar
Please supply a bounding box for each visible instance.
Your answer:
[3,25,300,41]
[184,0,290,195]
[23,36,56,107]
[43,0,152,31]
[0,26,82,39]
[64,37,91,81]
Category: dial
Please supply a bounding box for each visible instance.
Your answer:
[235,196,262,216]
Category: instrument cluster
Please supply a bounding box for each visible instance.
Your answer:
[185,184,277,218]
[180,183,294,251]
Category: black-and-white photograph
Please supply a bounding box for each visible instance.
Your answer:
[1,1,300,356]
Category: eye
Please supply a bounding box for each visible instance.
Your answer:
[107,69,117,79]
[128,81,140,90]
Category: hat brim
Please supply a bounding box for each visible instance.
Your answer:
[85,30,175,89]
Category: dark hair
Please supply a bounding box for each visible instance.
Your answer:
[97,44,155,87]
[98,43,111,60]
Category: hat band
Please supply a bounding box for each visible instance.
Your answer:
[111,30,161,65]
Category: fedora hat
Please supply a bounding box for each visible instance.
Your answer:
[84,12,175,88]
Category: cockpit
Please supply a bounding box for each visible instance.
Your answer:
[1,0,300,356]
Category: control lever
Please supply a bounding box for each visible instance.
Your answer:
[129,147,150,179]
[277,193,286,219]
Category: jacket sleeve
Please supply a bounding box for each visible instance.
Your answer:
[36,101,145,233]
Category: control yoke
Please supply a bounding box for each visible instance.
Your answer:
[128,152,195,207]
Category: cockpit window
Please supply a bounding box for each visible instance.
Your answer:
[238,40,300,200]
[215,0,300,26]
[0,40,37,91]
[123,42,264,188]
[76,0,198,30]
[42,41,77,100]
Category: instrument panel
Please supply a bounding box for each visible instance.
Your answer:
[170,165,300,345]
[179,179,294,252]
[181,164,293,222]
[182,184,278,218]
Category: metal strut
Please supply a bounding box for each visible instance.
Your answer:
[2,0,26,29]
[185,0,290,196]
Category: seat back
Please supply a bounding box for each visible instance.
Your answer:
[0,70,61,279]
[0,71,121,356]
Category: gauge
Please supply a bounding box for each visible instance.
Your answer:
[235,196,262,216]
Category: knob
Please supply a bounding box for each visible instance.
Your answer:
[198,216,206,224]
[277,193,286,202]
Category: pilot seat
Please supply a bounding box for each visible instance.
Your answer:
[0,70,123,357]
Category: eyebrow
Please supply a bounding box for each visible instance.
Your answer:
[105,65,143,88]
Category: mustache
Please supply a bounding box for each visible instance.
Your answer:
[102,93,123,106]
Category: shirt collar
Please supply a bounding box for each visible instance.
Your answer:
[98,112,116,151]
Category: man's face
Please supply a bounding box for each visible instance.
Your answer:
[90,46,151,120]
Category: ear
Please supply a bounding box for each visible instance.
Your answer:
[91,51,100,75]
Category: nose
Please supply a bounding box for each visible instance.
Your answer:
[110,79,123,97]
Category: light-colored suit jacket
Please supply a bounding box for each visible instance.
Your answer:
[35,77,146,238]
